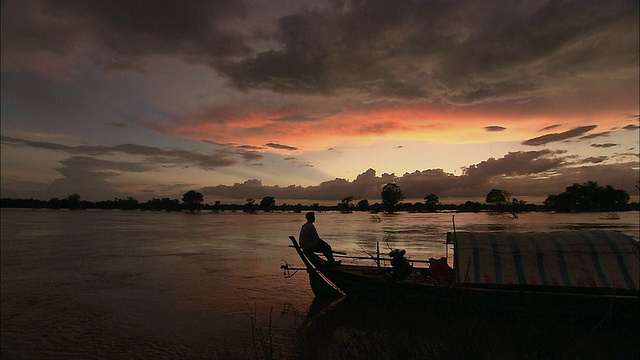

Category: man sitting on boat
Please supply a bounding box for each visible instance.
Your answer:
[299,212,340,265]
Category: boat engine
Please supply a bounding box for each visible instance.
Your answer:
[389,249,413,280]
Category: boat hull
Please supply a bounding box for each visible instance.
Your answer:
[288,235,640,321]
[318,264,639,318]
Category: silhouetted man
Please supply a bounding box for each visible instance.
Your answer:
[299,212,339,264]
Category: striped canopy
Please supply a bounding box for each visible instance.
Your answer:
[453,231,639,291]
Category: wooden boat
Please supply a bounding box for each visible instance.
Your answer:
[283,230,640,320]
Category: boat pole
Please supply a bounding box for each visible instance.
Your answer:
[447,215,456,262]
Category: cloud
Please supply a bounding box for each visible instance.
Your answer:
[265,142,298,151]
[581,156,607,164]
[462,150,564,179]
[3,0,637,111]
[199,151,638,203]
[106,122,129,128]
[200,151,597,202]
[215,0,638,106]
[1,0,249,72]
[358,122,400,134]
[522,125,597,146]
[0,136,238,170]
[591,143,618,148]
[3,0,637,150]
[234,144,265,150]
[580,131,611,140]
[4,138,637,202]
[239,151,264,162]
[48,156,149,200]
[270,114,324,122]
[540,124,562,131]
[2,1,638,204]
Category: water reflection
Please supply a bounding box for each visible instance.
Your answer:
[1,209,637,358]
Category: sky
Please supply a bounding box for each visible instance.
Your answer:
[1,0,639,205]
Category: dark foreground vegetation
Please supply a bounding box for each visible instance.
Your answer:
[226,298,639,360]
[1,181,638,213]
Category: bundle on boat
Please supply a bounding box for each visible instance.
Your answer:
[283,230,639,320]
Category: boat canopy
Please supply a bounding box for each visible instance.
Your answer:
[452,230,639,291]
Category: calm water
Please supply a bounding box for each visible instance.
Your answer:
[1,209,638,359]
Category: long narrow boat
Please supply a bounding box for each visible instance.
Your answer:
[283,230,639,319]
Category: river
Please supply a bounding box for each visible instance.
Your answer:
[1,209,638,359]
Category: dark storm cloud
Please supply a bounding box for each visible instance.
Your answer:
[1,0,249,70]
[217,0,638,104]
[2,0,637,107]
[217,0,454,96]
[1,71,83,123]
[484,126,507,132]
[522,125,597,146]
[0,136,238,170]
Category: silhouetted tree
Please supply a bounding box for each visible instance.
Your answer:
[114,197,138,210]
[460,201,482,212]
[544,181,630,212]
[259,196,276,211]
[47,198,61,210]
[338,196,354,213]
[66,193,84,210]
[486,189,511,213]
[368,202,382,213]
[424,193,440,212]
[244,198,257,213]
[486,189,509,204]
[143,198,181,211]
[381,183,404,214]
[182,190,204,213]
[357,199,370,211]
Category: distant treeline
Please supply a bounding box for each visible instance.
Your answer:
[1,181,637,213]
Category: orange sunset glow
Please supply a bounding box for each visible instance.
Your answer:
[1,0,638,204]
